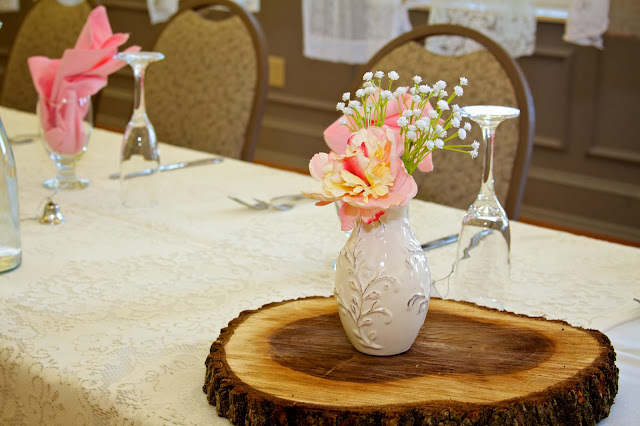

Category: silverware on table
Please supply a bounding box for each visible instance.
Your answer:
[228,196,295,211]
[108,157,223,179]
[421,234,459,251]
[8,133,39,145]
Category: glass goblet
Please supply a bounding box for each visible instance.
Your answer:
[115,51,164,208]
[38,95,93,190]
[449,105,520,310]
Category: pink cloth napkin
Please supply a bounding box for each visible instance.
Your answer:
[28,6,140,154]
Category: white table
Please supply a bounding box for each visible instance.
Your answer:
[1,106,639,425]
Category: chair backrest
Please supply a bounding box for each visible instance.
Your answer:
[0,0,94,112]
[146,0,268,162]
[352,24,535,220]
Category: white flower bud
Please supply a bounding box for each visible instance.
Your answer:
[415,118,428,129]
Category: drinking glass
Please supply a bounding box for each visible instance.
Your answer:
[448,105,520,310]
[38,95,93,190]
[115,51,164,208]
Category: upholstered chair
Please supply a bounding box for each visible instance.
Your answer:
[0,0,95,112]
[351,25,535,219]
[145,0,268,161]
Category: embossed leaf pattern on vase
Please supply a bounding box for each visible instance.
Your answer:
[335,205,431,356]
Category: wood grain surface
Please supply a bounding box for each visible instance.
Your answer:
[203,297,618,425]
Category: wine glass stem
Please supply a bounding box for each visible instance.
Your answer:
[132,65,147,116]
[480,126,497,197]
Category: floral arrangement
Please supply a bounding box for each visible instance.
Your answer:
[304,71,480,231]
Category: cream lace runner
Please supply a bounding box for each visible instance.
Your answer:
[147,0,260,24]
[426,0,536,57]
[302,0,412,64]
[0,106,639,424]
[563,0,610,48]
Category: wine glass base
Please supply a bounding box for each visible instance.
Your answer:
[42,178,90,191]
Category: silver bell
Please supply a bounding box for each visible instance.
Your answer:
[40,200,65,225]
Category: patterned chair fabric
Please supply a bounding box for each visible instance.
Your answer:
[146,0,267,161]
[354,25,534,219]
[0,0,93,112]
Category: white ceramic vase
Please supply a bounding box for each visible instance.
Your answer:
[334,205,431,356]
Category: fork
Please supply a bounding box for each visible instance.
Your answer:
[253,198,294,211]
[227,196,294,211]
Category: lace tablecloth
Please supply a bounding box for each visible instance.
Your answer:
[1,106,639,425]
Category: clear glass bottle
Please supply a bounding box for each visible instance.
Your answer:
[0,115,21,273]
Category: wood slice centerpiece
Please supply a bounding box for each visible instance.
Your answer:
[203,297,618,425]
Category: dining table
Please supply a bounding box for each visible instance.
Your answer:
[0,105,639,425]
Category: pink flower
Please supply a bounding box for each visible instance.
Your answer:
[304,126,417,231]
[323,90,436,173]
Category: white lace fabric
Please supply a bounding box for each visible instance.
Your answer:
[563,0,610,48]
[302,0,412,64]
[147,0,260,24]
[426,0,536,57]
[0,0,18,12]
[1,106,639,423]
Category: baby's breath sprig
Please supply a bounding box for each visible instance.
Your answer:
[336,72,479,175]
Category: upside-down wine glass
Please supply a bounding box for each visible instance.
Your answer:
[448,105,520,310]
[115,51,164,208]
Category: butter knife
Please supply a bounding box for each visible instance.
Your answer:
[109,157,224,179]
[421,234,458,251]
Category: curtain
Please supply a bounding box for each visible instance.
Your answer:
[426,0,536,57]
[563,0,610,48]
[302,0,412,64]
[147,0,260,25]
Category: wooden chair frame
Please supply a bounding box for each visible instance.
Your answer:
[352,24,535,220]
[152,0,268,162]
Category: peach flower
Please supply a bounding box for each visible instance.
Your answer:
[323,90,436,173]
[304,126,417,231]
